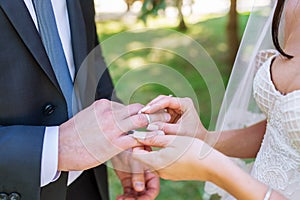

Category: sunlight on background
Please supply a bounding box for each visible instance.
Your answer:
[94,0,272,17]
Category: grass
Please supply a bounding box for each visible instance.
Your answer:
[96,13,249,200]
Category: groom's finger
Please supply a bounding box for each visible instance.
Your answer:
[144,97,193,115]
[131,147,145,192]
[119,112,171,131]
[114,103,144,119]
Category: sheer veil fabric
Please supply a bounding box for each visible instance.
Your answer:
[204,0,280,198]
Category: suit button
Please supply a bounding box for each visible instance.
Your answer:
[43,104,55,116]
[0,193,8,200]
[8,193,20,200]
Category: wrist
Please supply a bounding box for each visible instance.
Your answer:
[58,120,76,171]
[204,150,229,183]
[58,119,94,171]
[196,125,208,140]
[208,154,268,199]
[191,141,227,182]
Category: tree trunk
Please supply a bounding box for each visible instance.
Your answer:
[176,0,187,31]
[227,0,239,66]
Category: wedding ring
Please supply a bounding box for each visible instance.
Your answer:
[145,114,151,124]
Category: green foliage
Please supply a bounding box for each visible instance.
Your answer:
[140,0,166,23]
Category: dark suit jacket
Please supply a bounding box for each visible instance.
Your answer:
[0,0,113,199]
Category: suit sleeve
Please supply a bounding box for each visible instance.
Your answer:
[0,125,45,200]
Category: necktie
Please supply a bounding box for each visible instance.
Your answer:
[32,0,74,117]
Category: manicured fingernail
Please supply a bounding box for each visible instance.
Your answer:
[135,182,145,191]
[157,130,165,136]
[133,131,147,140]
[139,105,151,113]
[147,124,159,131]
[164,113,171,121]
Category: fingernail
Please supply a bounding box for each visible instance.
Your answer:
[147,124,159,131]
[134,182,145,191]
[133,131,147,140]
[168,94,173,97]
[164,113,171,121]
[157,130,165,136]
[139,105,151,113]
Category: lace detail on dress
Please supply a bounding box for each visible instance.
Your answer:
[254,49,278,72]
[252,55,300,199]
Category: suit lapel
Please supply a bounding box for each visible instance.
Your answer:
[0,0,60,90]
[66,0,88,75]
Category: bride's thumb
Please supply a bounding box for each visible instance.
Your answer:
[135,134,175,148]
[132,148,158,168]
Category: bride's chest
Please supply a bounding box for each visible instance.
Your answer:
[253,61,300,151]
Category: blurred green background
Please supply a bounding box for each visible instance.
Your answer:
[95,0,250,199]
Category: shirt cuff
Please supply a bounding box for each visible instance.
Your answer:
[41,126,60,187]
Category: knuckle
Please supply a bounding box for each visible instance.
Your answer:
[132,103,144,107]
[94,99,109,108]
[145,136,156,145]
[160,124,168,132]
[136,114,148,126]
[105,109,114,117]
[157,95,167,100]
[129,103,144,110]
[183,97,193,104]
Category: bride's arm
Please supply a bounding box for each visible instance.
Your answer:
[208,150,286,200]
[211,120,267,158]
[141,95,266,158]
[133,135,287,200]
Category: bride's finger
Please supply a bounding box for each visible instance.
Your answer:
[140,97,183,114]
[147,94,173,106]
[147,122,180,135]
[132,149,159,170]
[139,95,175,113]
[131,130,165,141]
[144,95,169,107]
[135,135,176,148]
[167,109,182,123]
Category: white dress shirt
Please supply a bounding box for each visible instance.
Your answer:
[23,0,82,187]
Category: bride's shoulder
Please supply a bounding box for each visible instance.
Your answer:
[254,49,278,71]
[271,56,300,96]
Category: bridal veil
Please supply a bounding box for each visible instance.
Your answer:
[204,0,281,198]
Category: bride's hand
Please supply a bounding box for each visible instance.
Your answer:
[140,95,207,140]
[133,134,288,200]
[132,134,224,182]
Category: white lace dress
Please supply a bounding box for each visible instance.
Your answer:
[252,55,300,199]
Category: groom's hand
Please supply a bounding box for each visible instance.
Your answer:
[58,99,170,171]
[112,148,160,200]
